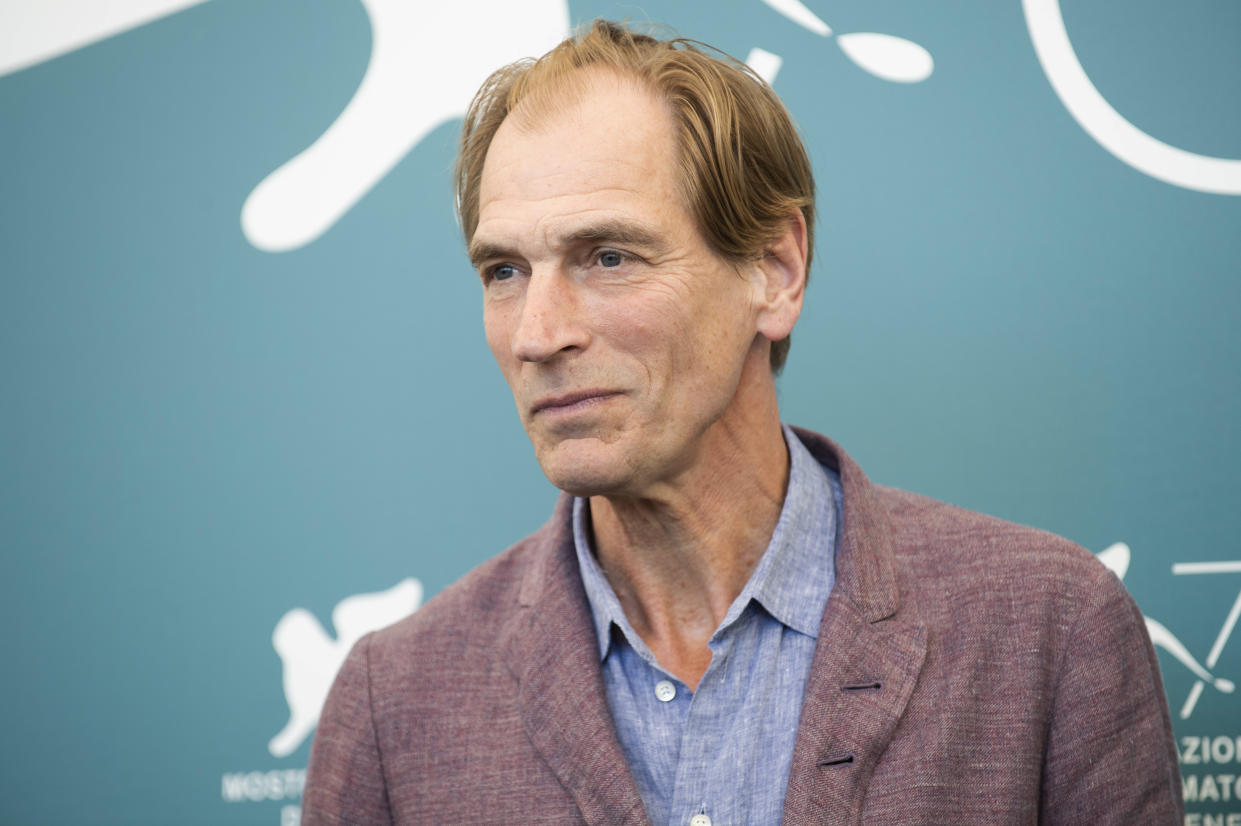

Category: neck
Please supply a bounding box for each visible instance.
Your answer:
[587,359,789,690]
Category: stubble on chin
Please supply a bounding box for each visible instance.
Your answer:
[531,433,635,498]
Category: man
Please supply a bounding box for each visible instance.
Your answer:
[303,20,1181,824]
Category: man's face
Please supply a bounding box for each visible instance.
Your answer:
[471,73,769,498]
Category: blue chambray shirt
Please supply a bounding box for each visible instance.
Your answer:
[573,425,843,826]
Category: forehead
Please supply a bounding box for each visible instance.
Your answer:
[475,73,687,251]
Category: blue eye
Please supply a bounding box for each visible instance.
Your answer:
[491,264,517,281]
[599,251,623,268]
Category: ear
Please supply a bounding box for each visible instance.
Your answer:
[752,210,808,344]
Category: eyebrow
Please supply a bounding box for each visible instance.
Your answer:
[563,221,665,250]
[468,220,668,267]
[467,239,512,268]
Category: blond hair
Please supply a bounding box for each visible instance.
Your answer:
[455,20,815,372]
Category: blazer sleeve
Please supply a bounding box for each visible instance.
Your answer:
[1038,566,1184,823]
[302,633,394,826]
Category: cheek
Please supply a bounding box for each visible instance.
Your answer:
[590,299,687,377]
[674,293,761,396]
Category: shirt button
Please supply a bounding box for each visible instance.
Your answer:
[689,815,711,826]
[654,680,677,702]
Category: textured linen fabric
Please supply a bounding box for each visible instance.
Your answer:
[302,428,1184,825]
[572,425,842,826]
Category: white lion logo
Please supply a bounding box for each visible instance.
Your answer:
[269,578,423,758]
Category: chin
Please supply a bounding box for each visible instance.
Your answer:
[533,439,635,498]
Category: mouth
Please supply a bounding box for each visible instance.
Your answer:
[530,390,622,417]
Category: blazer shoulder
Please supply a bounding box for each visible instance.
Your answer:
[873,484,1119,602]
[362,524,549,674]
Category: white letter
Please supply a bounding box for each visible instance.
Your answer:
[1213,737,1237,764]
[220,773,247,803]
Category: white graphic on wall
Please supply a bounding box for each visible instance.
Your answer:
[1023,0,1241,196]
[269,578,423,758]
[751,0,933,85]
[1099,543,1239,718]
[1169,560,1241,719]
[0,0,211,76]
[0,0,569,253]
[240,0,569,252]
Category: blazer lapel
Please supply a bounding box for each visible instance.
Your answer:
[781,596,927,825]
[783,430,929,826]
[505,497,650,826]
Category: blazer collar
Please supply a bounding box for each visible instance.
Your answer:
[791,426,899,623]
[508,496,651,826]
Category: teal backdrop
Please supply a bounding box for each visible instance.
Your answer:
[2,1,1238,823]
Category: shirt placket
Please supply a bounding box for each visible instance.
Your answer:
[666,630,737,826]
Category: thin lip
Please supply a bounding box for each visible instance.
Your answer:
[530,389,621,415]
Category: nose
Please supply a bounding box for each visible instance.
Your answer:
[511,269,588,363]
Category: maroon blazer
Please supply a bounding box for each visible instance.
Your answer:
[303,429,1182,824]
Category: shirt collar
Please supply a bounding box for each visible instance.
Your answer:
[739,424,839,638]
[573,425,840,661]
[572,495,632,659]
